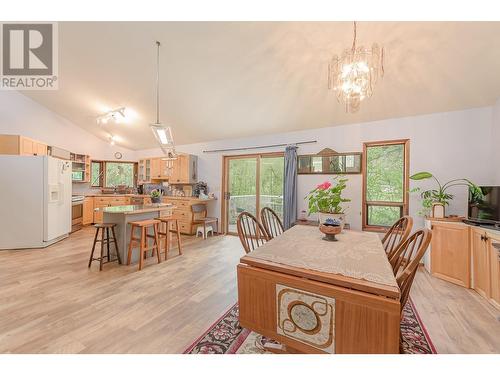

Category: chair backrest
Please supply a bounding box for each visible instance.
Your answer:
[389,229,432,315]
[260,207,284,240]
[191,203,207,219]
[382,216,413,260]
[236,211,269,253]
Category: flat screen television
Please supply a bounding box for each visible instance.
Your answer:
[468,186,500,225]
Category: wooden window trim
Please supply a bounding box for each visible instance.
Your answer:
[91,160,104,188]
[362,139,410,232]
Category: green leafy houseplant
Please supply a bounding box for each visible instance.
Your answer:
[150,189,162,203]
[410,172,482,216]
[305,177,351,215]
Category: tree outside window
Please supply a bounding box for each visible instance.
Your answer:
[91,161,136,188]
[363,140,409,230]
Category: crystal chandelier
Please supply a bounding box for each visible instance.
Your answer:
[328,22,384,113]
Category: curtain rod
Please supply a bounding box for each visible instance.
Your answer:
[202,140,317,153]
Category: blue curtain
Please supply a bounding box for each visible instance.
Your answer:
[283,145,298,230]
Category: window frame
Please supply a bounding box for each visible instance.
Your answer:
[362,139,410,232]
[91,161,104,188]
[90,160,138,188]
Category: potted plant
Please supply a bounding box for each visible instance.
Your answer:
[410,172,482,217]
[150,189,162,204]
[305,177,350,229]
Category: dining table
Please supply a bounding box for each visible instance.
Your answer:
[237,224,401,354]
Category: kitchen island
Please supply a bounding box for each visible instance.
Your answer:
[100,203,174,264]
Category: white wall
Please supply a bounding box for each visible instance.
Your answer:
[137,106,494,230]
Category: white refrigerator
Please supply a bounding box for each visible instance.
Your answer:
[0,155,72,249]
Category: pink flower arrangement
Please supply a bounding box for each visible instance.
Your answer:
[305,177,350,215]
[316,181,332,190]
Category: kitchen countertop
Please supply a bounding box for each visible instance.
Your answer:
[99,203,174,215]
[85,193,214,202]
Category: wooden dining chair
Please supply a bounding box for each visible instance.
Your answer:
[191,203,218,239]
[382,216,413,260]
[388,229,432,316]
[260,207,284,240]
[236,212,269,253]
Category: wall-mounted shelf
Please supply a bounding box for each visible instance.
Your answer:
[298,148,362,175]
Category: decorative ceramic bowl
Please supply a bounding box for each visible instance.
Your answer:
[319,224,342,241]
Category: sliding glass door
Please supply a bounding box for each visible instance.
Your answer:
[223,153,284,234]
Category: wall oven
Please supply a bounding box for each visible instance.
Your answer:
[71,195,84,232]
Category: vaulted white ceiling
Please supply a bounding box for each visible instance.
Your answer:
[22,21,500,150]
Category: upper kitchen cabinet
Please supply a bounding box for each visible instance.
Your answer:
[0,134,48,156]
[169,154,198,184]
[138,158,152,184]
[140,154,198,184]
[70,153,91,183]
[150,158,161,179]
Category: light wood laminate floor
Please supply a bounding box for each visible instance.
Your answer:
[0,227,499,353]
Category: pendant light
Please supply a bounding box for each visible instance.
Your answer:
[150,41,177,157]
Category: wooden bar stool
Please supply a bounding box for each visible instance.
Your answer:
[157,216,182,260]
[88,223,121,271]
[126,219,161,270]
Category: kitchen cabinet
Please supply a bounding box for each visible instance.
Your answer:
[151,158,161,179]
[162,197,212,235]
[70,153,91,183]
[0,134,48,156]
[20,137,35,155]
[141,154,198,183]
[83,197,94,225]
[93,196,130,223]
[36,142,48,156]
[169,154,198,184]
[138,159,152,183]
[471,227,490,299]
[429,221,470,287]
[424,219,500,310]
[487,233,500,309]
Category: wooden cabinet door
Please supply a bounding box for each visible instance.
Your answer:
[35,142,47,155]
[178,155,189,183]
[487,237,500,309]
[167,158,179,183]
[471,228,490,298]
[159,159,169,178]
[82,198,94,225]
[169,155,188,183]
[151,158,161,179]
[430,222,470,287]
[20,137,34,155]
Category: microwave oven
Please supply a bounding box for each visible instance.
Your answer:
[72,170,85,182]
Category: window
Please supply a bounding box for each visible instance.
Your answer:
[91,161,137,188]
[362,139,409,231]
[105,162,135,187]
[91,161,103,187]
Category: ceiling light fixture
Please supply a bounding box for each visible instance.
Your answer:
[328,21,384,113]
[108,134,116,146]
[149,41,177,166]
[96,107,126,125]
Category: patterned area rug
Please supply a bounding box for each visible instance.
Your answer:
[184,299,437,354]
